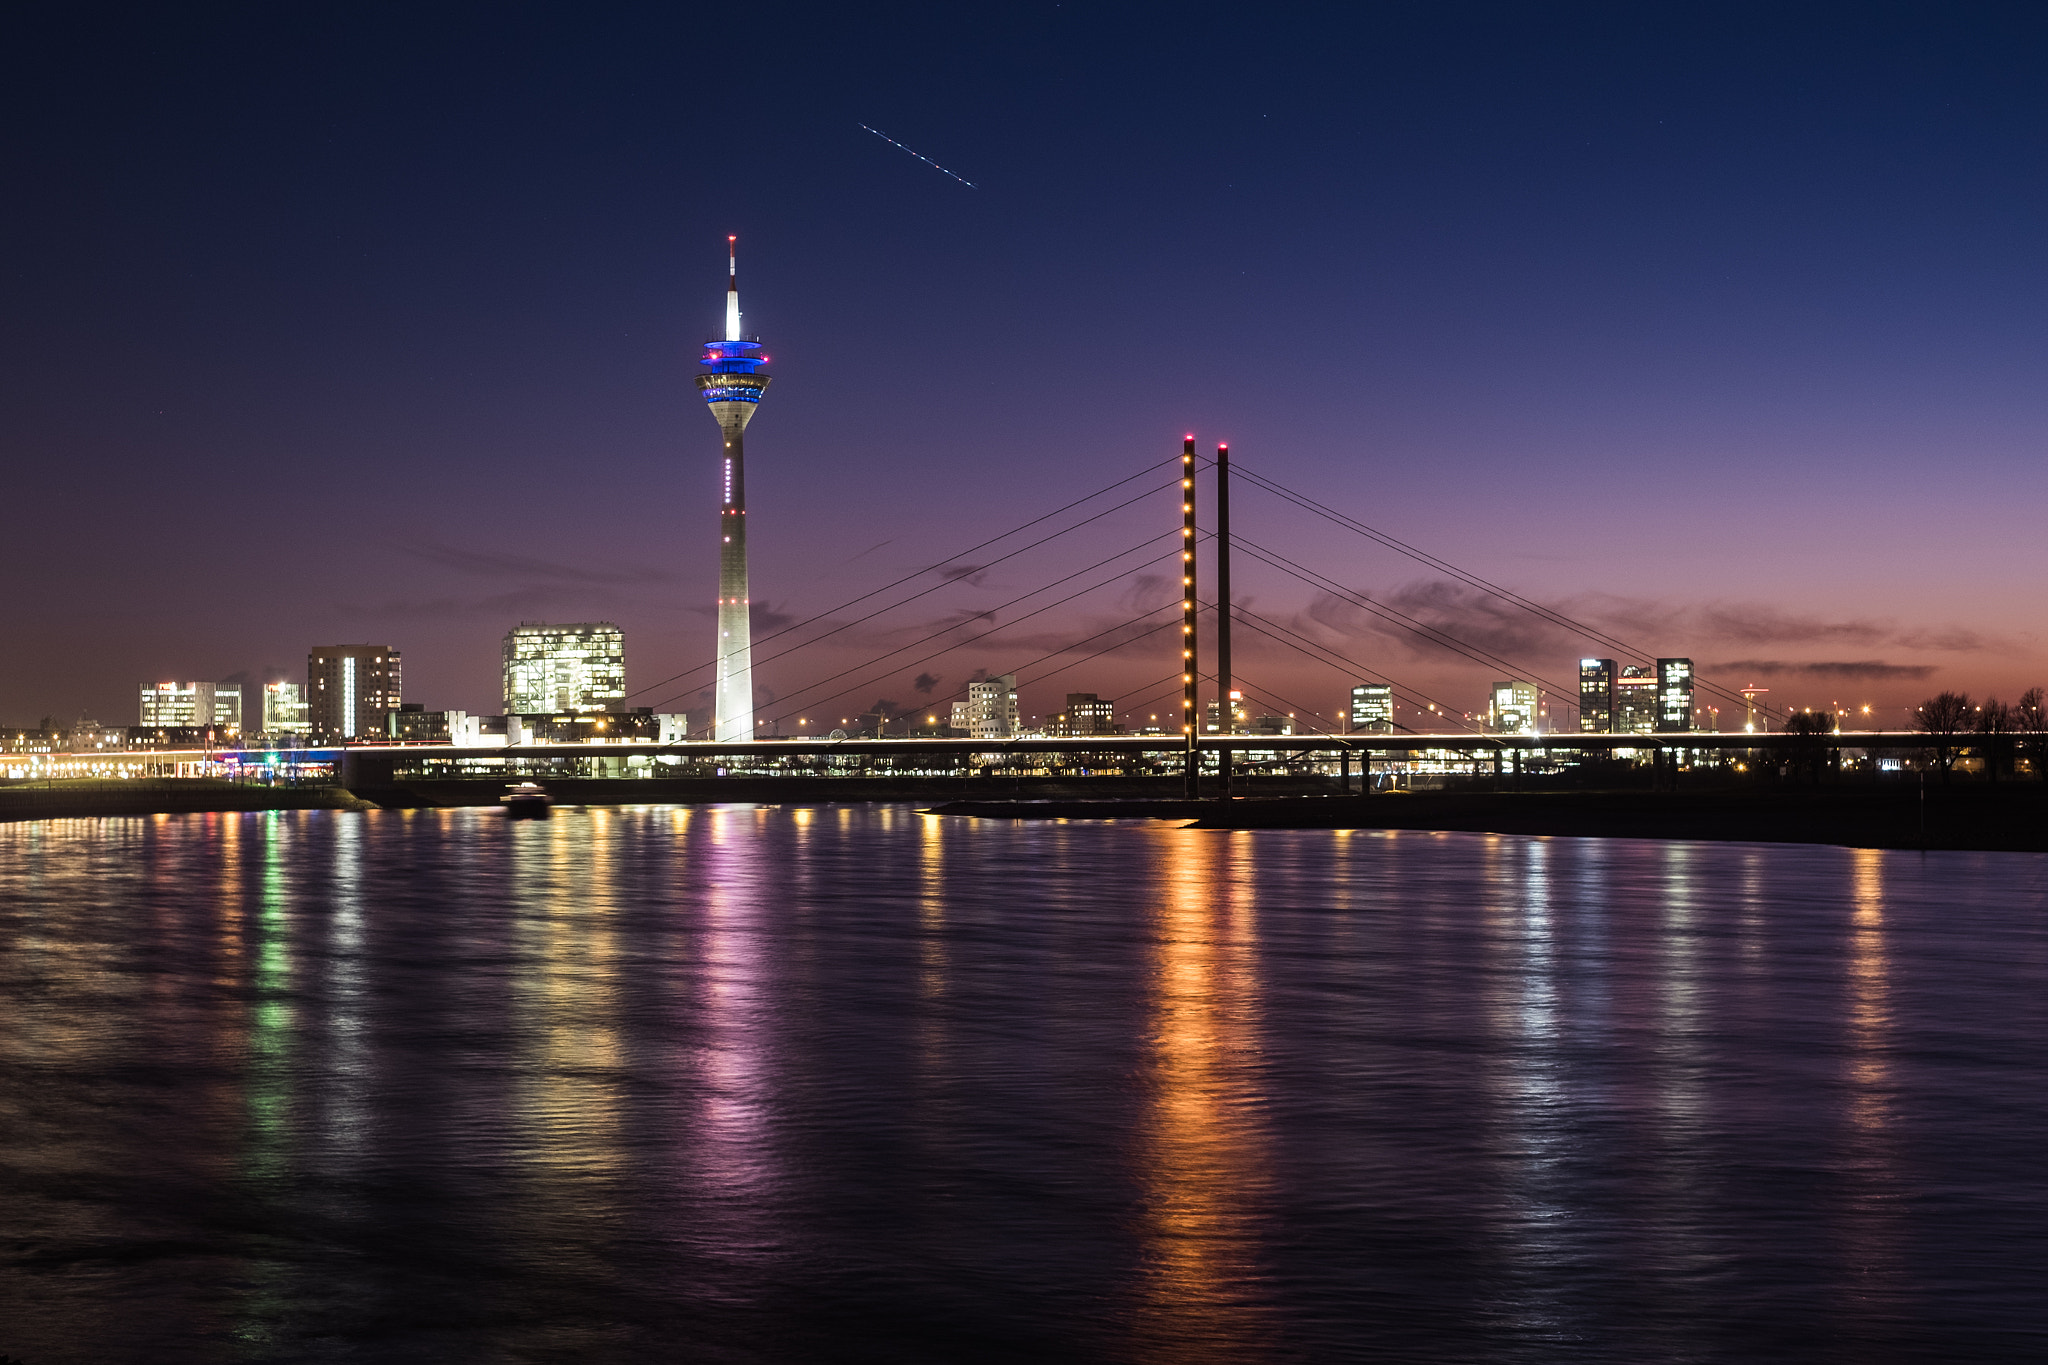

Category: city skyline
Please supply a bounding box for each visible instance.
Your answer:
[5,7,2046,727]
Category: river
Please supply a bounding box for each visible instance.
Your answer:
[2,806,2045,1362]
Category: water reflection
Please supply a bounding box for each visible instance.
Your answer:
[1841,848,1902,1307]
[1134,828,1270,1359]
[0,809,2041,1363]
[690,806,781,1268]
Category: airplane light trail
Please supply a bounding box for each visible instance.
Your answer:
[859,124,977,188]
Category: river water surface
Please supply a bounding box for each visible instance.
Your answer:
[2,805,2046,1363]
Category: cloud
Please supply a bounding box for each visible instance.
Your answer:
[751,601,801,633]
[912,672,941,694]
[1708,659,1939,681]
[939,564,989,586]
[1281,577,2006,680]
[338,585,602,621]
[392,539,675,585]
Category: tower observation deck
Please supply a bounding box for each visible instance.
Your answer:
[696,237,771,741]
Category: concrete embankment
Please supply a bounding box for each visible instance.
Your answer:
[931,787,2048,853]
[0,779,372,822]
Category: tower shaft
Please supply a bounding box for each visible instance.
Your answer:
[714,412,754,742]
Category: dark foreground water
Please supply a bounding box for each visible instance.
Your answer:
[3,807,2047,1364]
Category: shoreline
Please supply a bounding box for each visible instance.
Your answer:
[928,788,2048,853]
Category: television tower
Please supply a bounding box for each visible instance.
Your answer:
[696,237,771,741]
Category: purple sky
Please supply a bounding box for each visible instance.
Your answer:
[4,4,2046,732]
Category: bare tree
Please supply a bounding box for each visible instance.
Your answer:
[1783,709,1834,784]
[1977,697,2016,783]
[1916,691,1974,783]
[2014,687,2048,781]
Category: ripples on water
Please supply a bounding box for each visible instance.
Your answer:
[1,806,2046,1363]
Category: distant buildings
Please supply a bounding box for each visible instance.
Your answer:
[262,682,309,738]
[1049,692,1120,737]
[1204,690,1249,735]
[139,682,240,732]
[1578,660,1615,734]
[1349,683,1393,733]
[1578,657,1696,733]
[950,674,1020,740]
[503,622,625,715]
[309,645,402,742]
[1486,680,1539,734]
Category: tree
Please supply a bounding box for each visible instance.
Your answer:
[1977,698,2016,783]
[1783,709,1834,784]
[2014,687,2048,781]
[1916,691,1974,783]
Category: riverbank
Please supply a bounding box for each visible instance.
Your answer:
[929,786,2048,852]
[0,779,372,822]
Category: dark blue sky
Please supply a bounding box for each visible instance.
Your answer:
[5,3,2046,729]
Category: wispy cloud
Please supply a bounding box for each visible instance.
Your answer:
[1286,578,2009,673]
[1709,659,1939,681]
[392,539,676,585]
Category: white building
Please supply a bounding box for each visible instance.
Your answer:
[139,682,241,730]
[950,674,1020,740]
[503,622,626,715]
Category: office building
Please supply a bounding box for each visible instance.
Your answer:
[1487,680,1539,734]
[139,682,240,732]
[1050,692,1119,737]
[1205,690,1249,735]
[308,645,402,742]
[503,622,626,714]
[949,674,1020,740]
[1578,659,1615,733]
[697,238,773,742]
[1349,683,1393,733]
[1657,657,1695,733]
[262,682,310,737]
[1614,665,1658,734]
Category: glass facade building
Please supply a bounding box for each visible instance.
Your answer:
[139,682,240,732]
[503,622,626,715]
[262,682,310,737]
[1578,659,1615,733]
[1614,665,1659,734]
[1487,680,1539,734]
[1657,657,1695,733]
[1349,683,1394,733]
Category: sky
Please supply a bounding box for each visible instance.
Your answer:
[4,2,2047,733]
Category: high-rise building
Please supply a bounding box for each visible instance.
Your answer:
[139,682,240,731]
[308,645,402,742]
[502,622,626,714]
[949,674,1019,740]
[1349,683,1393,733]
[1487,680,1539,734]
[1614,665,1659,734]
[1657,657,1694,733]
[262,682,310,737]
[1578,659,1616,733]
[697,237,772,743]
